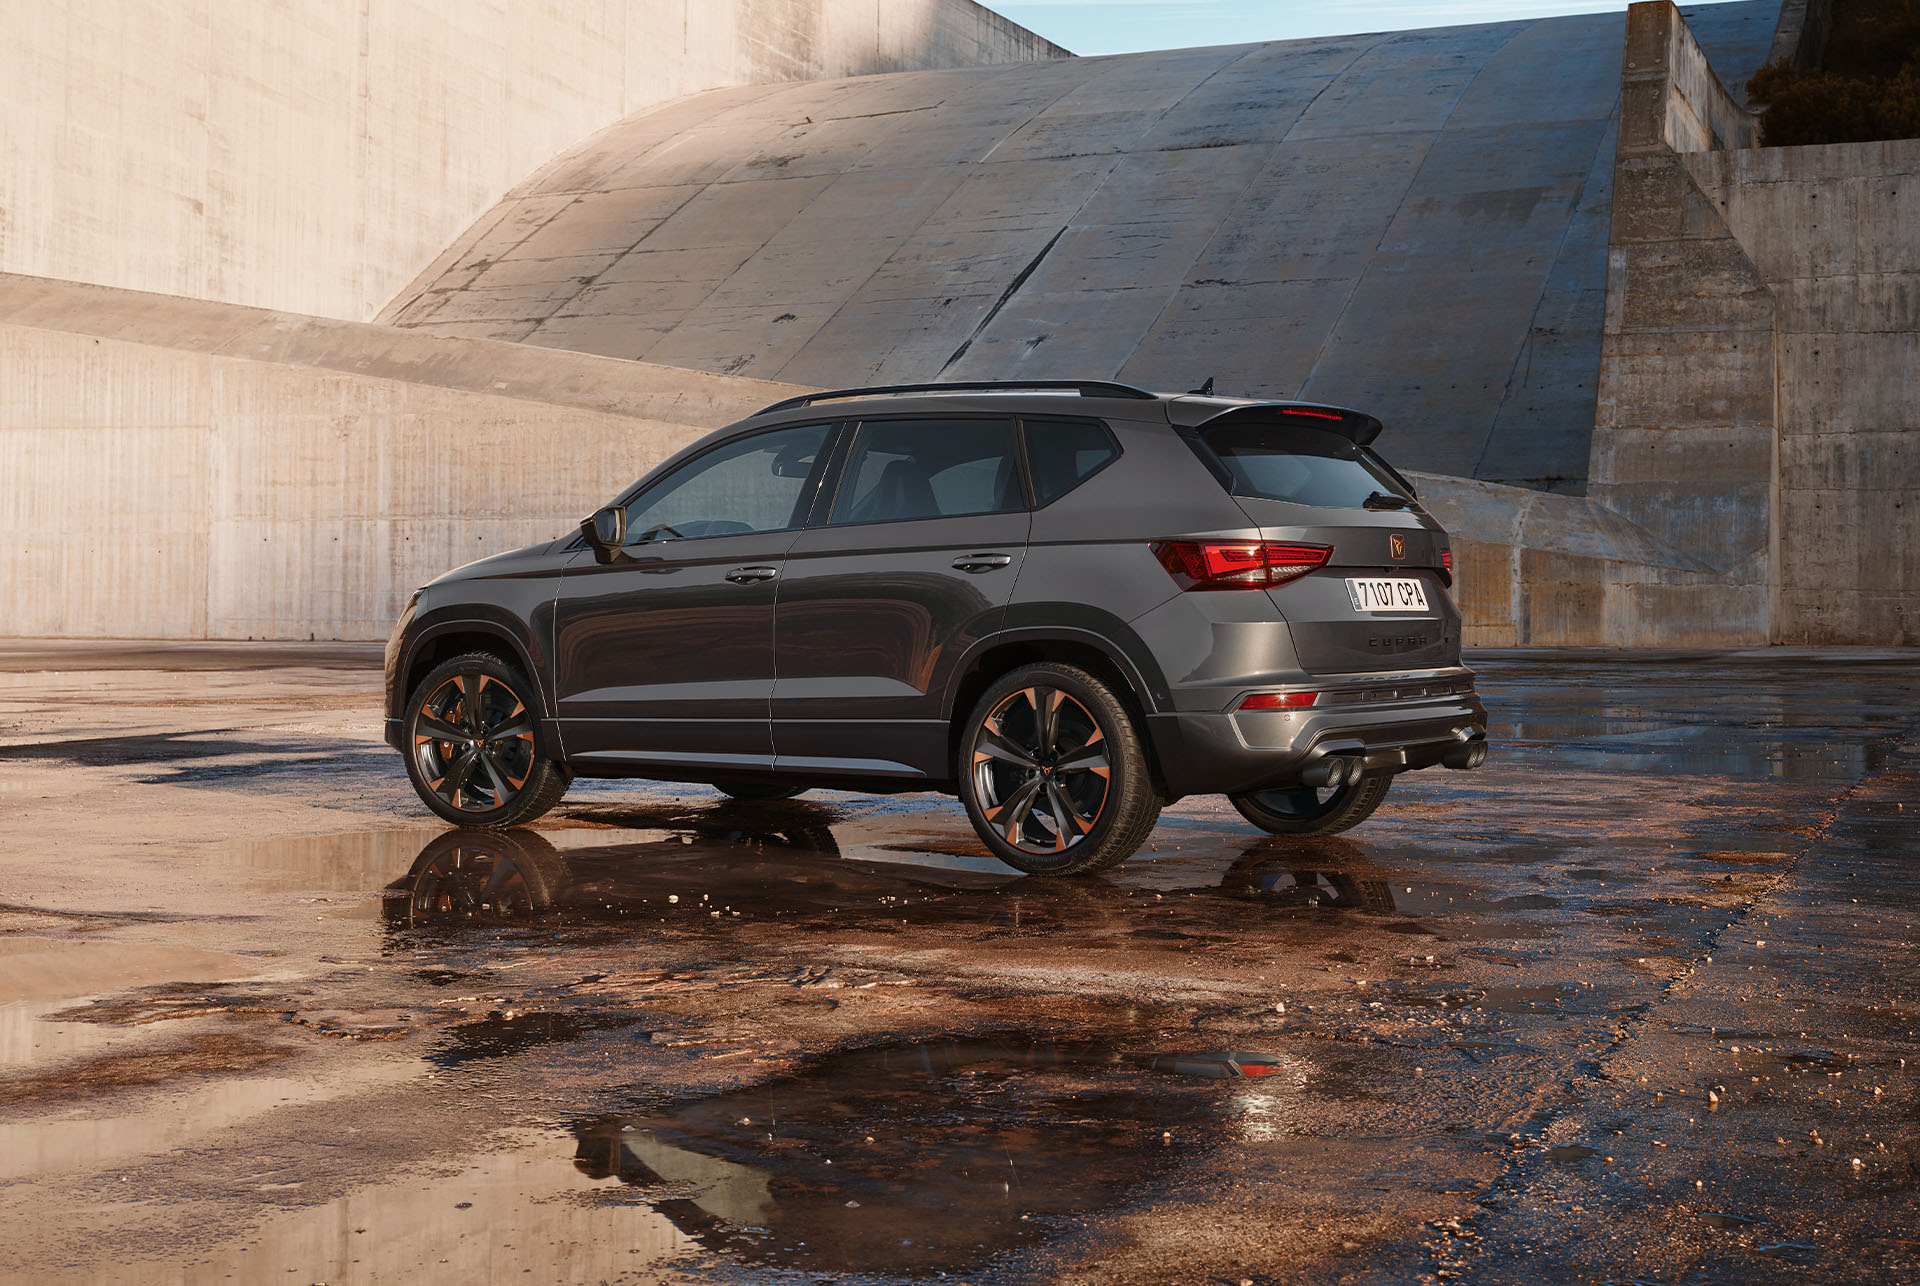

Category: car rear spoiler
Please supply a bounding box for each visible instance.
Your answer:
[1168,400,1385,447]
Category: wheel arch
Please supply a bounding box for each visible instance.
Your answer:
[943,629,1169,796]
[400,619,546,718]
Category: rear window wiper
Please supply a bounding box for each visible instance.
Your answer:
[1363,490,1415,511]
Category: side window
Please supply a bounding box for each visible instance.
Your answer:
[831,418,1021,525]
[1023,418,1120,506]
[622,423,830,543]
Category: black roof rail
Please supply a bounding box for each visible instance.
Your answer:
[753,380,1158,417]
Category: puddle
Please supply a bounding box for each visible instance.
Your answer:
[0,1002,133,1069]
[1754,1240,1821,1262]
[1146,1051,1303,1080]
[0,731,266,765]
[571,1037,1234,1275]
[381,820,1020,932]
[0,1059,421,1181]
[1219,863,1398,912]
[1399,985,1573,1014]
[379,825,1421,943]
[137,749,388,784]
[1699,1212,1761,1229]
[429,1011,650,1069]
[1545,1144,1598,1162]
[52,1126,694,1283]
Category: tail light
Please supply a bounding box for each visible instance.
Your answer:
[1440,546,1453,587]
[1151,541,1332,591]
[1239,691,1318,710]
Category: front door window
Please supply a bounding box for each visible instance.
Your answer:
[624,424,830,543]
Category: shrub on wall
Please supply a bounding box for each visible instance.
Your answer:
[1748,0,1920,145]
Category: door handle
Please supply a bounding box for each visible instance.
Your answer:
[952,553,1013,573]
[724,565,779,584]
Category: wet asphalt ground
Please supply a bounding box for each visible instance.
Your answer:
[0,642,1917,1284]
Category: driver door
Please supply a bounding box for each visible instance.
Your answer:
[552,422,835,768]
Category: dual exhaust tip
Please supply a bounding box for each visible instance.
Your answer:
[1300,734,1486,787]
[1300,755,1364,789]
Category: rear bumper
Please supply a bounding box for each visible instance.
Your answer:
[1145,694,1488,798]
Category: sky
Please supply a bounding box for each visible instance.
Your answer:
[989,0,1751,54]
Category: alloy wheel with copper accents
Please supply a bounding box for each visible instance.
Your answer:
[410,670,537,814]
[969,684,1112,857]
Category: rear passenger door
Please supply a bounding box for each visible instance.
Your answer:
[771,416,1029,781]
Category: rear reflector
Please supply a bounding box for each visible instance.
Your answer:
[1151,540,1332,591]
[1440,546,1453,586]
[1239,691,1318,710]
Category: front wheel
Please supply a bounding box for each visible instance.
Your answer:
[1229,773,1391,837]
[957,663,1160,876]
[403,652,570,827]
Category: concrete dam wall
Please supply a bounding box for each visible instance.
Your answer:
[0,0,1064,325]
[3,0,1912,645]
[384,3,1780,492]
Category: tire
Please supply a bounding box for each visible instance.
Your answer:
[402,651,570,827]
[1229,773,1392,837]
[957,662,1160,876]
[714,781,809,801]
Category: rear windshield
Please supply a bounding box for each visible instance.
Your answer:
[1198,423,1409,509]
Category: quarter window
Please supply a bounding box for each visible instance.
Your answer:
[832,418,1021,525]
[621,423,830,543]
[1023,418,1119,506]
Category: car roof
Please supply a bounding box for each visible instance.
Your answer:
[742,382,1384,446]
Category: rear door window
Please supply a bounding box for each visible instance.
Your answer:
[1023,418,1119,506]
[832,418,1022,525]
[1199,423,1408,509]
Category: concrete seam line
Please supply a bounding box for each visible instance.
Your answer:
[939,44,1260,379]
[936,224,1069,375]
[1296,19,1534,399]
[1115,41,1373,388]
[1470,108,1622,485]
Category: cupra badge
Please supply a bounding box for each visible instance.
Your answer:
[1389,533,1406,559]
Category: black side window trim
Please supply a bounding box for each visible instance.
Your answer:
[1017,414,1121,510]
[819,413,1029,529]
[801,421,853,528]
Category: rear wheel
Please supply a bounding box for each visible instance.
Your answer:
[403,652,570,827]
[958,663,1159,876]
[714,781,809,802]
[1230,773,1391,837]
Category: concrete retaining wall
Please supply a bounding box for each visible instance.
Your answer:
[0,275,803,640]
[1588,1,1776,645]
[1580,2,1919,646]
[0,0,1063,327]
[1685,140,1920,644]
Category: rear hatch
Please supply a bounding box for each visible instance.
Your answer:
[1178,406,1459,675]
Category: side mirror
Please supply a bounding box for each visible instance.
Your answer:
[580,506,627,564]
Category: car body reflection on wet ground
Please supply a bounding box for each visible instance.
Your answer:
[1,647,1919,1282]
[380,813,1399,930]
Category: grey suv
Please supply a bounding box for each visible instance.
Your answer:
[384,381,1487,875]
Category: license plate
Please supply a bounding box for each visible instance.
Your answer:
[1345,577,1430,613]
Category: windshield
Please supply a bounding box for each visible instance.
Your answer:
[1198,423,1410,509]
